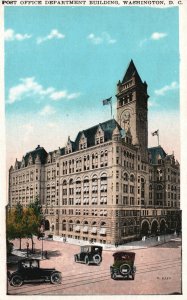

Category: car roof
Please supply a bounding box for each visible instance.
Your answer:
[19,258,40,263]
[82,245,102,248]
[113,251,135,257]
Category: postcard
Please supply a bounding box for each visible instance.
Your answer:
[0,0,186,298]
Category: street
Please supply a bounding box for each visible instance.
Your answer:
[7,237,182,295]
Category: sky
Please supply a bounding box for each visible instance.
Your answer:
[4,6,180,169]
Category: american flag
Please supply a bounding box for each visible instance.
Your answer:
[102,97,112,105]
[152,129,159,136]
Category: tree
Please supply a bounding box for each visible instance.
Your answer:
[6,199,43,252]
[28,197,43,252]
[6,202,25,250]
[28,196,42,217]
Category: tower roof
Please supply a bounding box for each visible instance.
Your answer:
[122,59,142,84]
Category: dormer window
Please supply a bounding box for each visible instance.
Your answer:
[65,136,72,154]
[52,153,56,162]
[47,154,51,164]
[15,160,19,170]
[157,154,162,165]
[79,133,87,150]
[95,126,104,145]
[21,157,25,168]
[28,155,33,165]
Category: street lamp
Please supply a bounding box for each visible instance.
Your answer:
[40,223,45,259]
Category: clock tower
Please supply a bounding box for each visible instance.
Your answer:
[116,60,149,161]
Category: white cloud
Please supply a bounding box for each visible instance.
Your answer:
[87,32,116,45]
[37,29,65,44]
[102,32,117,44]
[4,28,32,41]
[50,90,68,100]
[151,32,167,40]
[39,105,56,116]
[6,77,81,104]
[155,81,179,96]
[87,33,102,45]
[7,77,47,104]
[139,32,167,47]
[50,90,81,101]
[66,92,81,100]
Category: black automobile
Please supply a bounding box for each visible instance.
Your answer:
[74,245,102,265]
[7,258,62,287]
[110,251,136,280]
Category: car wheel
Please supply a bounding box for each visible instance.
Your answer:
[132,273,135,280]
[111,273,117,280]
[119,263,131,276]
[84,256,89,265]
[93,254,101,265]
[50,272,62,284]
[10,275,23,287]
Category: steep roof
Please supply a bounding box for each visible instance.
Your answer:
[74,119,122,149]
[14,120,124,169]
[122,59,143,84]
[148,146,167,164]
[24,145,48,165]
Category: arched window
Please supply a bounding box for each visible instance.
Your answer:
[99,221,106,235]
[62,220,66,231]
[123,172,128,181]
[100,173,107,194]
[141,177,145,199]
[69,220,73,232]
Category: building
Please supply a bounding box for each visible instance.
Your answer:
[8,60,181,244]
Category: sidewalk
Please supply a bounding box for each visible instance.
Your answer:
[53,233,181,251]
[9,233,181,262]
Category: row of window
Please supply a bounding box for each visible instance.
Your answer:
[11,170,39,185]
[61,197,108,206]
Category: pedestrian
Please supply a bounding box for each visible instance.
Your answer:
[44,251,48,259]
[26,241,29,257]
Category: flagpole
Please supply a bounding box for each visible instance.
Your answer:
[102,96,112,119]
[110,100,112,118]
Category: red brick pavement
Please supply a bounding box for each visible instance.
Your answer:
[7,237,182,295]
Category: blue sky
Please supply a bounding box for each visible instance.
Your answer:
[4,6,180,167]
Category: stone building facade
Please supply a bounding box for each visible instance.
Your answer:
[8,60,181,244]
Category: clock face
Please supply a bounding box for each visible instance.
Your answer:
[123,111,130,121]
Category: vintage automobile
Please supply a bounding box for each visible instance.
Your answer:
[110,251,136,280]
[74,245,102,265]
[7,258,62,287]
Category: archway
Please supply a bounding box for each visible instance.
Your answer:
[151,220,159,235]
[44,220,50,231]
[141,220,149,236]
[160,219,166,234]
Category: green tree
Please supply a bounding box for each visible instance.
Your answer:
[6,202,25,250]
[6,199,43,253]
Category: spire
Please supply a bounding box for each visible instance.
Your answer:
[122,59,142,84]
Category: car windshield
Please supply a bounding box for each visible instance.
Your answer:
[22,261,30,268]
[114,253,135,262]
[81,247,90,252]
[31,260,38,268]
[93,247,101,252]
